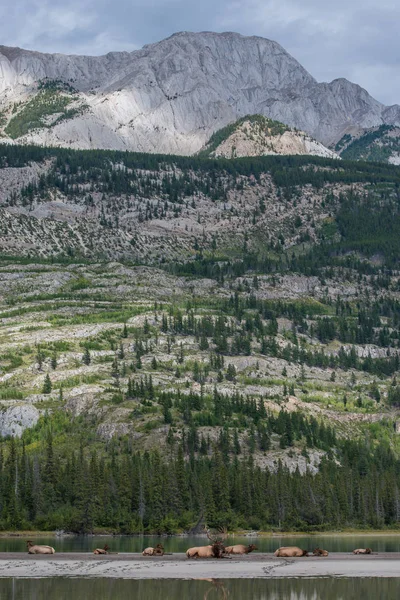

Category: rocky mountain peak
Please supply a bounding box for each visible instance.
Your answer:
[0,31,399,154]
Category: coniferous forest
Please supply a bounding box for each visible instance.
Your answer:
[1,145,400,534]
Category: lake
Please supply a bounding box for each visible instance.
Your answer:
[1,577,400,599]
[0,533,400,553]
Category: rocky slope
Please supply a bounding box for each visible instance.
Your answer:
[0,145,393,261]
[200,115,338,159]
[336,125,400,164]
[0,31,399,153]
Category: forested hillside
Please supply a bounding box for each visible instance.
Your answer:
[336,125,400,165]
[1,145,400,533]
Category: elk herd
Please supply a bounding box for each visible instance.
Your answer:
[23,537,374,559]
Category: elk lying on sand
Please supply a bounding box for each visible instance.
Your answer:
[93,544,109,555]
[353,548,372,555]
[186,544,214,558]
[224,544,257,555]
[313,547,329,557]
[186,526,227,559]
[274,546,308,557]
[26,541,55,555]
[142,544,165,556]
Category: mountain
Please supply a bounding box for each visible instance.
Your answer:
[335,125,400,164]
[199,115,338,159]
[0,31,400,154]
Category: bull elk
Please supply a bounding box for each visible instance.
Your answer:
[93,544,109,555]
[313,547,329,557]
[142,543,165,556]
[224,544,257,555]
[186,526,227,559]
[186,544,215,558]
[353,548,372,554]
[274,546,308,557]
[26,541,55,555]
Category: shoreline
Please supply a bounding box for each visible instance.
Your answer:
[0,553,400,579]
[1,530,400,538]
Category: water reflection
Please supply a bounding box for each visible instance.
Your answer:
[198,579,229,600]
[1,533,400,553]
[1,578,400,600]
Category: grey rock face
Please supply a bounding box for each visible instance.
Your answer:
[0,31,399,152]
[0,404,40,437]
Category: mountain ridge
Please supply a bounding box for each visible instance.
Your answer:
[0,31,399,154]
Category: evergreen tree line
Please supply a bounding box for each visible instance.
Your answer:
[0,429,399,533]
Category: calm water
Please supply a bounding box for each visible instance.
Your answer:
[1,534,400,553]
[0,578,400,600]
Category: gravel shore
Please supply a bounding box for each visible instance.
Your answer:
[0,553,399,579]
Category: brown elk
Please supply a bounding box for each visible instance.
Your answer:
[353,548,372,555]
[142,543,165,556]
[93,544,109,555]
[186,527,226,559]
[274,546,308,557]
[313,547,329,557]
[186,544,214,558]
[26,541,55,555]
[224,544,257,555]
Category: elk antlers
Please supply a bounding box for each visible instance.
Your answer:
[204,525,227,544]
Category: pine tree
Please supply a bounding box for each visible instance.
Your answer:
[36,347,43,371]
[42,374,52,394]
[233,429,241,455]
[178,342,184,364]
[82,347,91,366]
[51,353,57,370]
[111,356,120,381]
[226,364,236,382]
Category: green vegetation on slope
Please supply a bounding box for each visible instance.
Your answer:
[4,81,87,139]
[338,125,400,163]
[198,114,290,157]
[0,145,400,534]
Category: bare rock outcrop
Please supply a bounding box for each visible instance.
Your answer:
[0,32,399,153]
[0,404,40,437]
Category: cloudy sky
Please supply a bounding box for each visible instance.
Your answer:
[1,0,399,105]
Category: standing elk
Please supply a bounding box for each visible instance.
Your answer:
[93,544,109,555]
[224,544,257,555]
[353,548,372,554]
[274,546,308,557]
[142,543,165,556]
[26,541,55,554]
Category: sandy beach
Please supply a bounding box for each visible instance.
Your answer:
[0,553,399,579]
